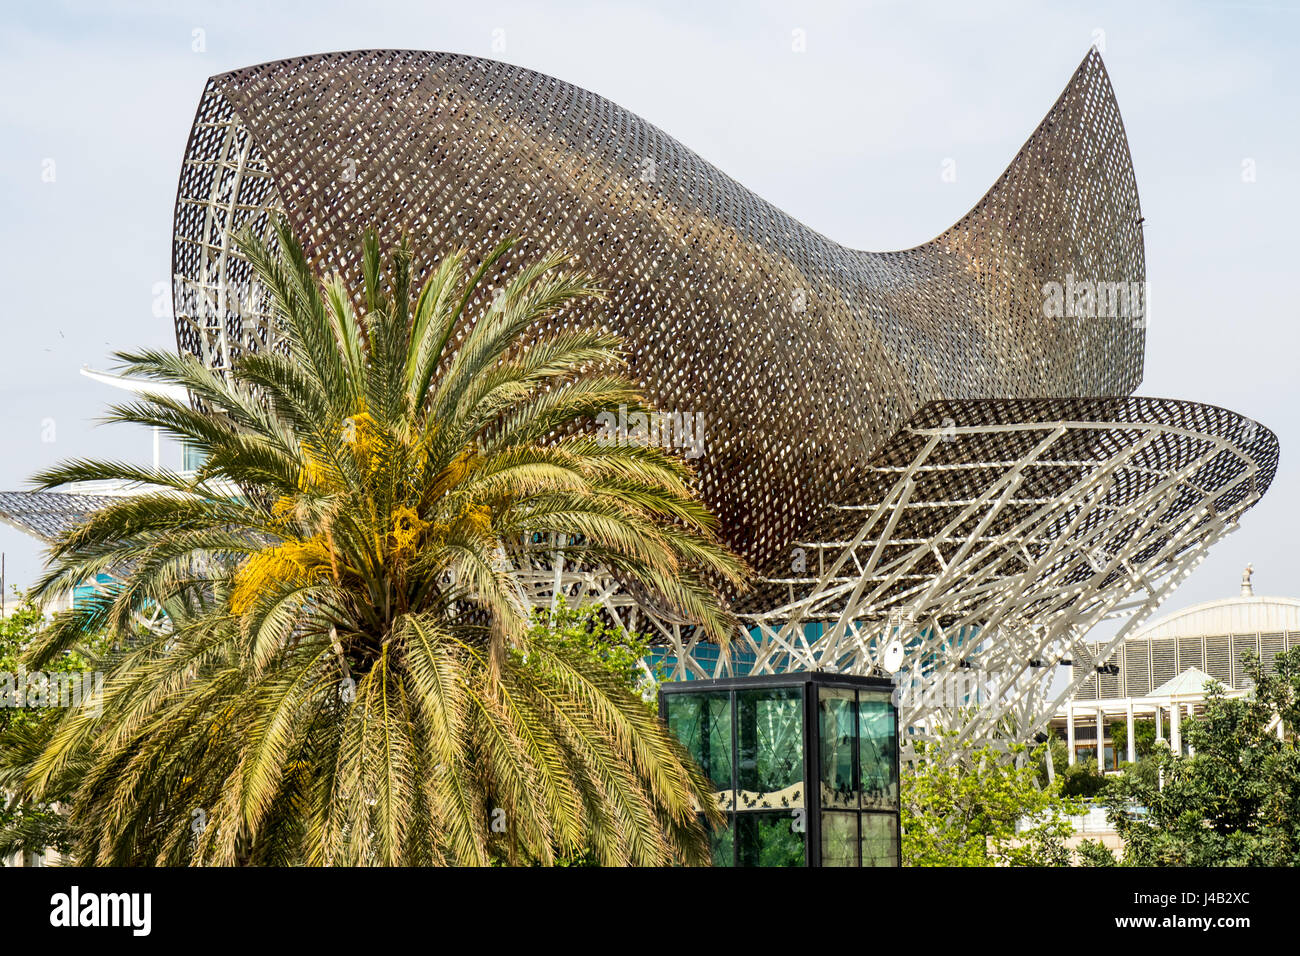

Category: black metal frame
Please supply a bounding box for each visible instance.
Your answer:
[659,671,900,867]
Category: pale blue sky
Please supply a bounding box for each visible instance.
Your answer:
[1,0,1297,618]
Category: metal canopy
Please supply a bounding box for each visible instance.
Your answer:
[171,48,1148,578]
[158,47,1277,756]
[0,491,123,545]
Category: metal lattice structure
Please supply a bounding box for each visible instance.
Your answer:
[172,48,1148,578]
[163,48,1278,754]
[0,491,124,545]
[0,490,172,631]
[509,397,1276,756]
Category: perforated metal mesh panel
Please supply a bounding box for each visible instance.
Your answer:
[172,48,1148,577]
[1079,627,1298,697]
[1150,638,1178,688]
[172,89,282,372]
[1204,636,1232,687]
[1261,632,1286,673]
[780,396,1278,614]
[1178,635,1205,672]
[165,48,1282,752]
[0,492,124,544]
[1232,634,1259,686]
[1124,642,1151,697]
[1097,667,1122,700]
[1073,644,1098,700]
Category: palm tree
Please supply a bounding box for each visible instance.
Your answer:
[18,218,746,865]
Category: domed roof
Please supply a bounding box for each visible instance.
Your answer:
[1130,581,1300,641]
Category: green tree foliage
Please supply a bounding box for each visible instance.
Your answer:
[1035,733,1070,787]
[10,220,748,866]
[0,597,107,862]
[1110,718,1156,762]
[1,597,107,733]
[525,599,662,706]
[1059,758,1110,799]
[1035,735,1111,798]
[1099,647,1300,866]
[498,600,663,867]
[902,735,1083,866]
[1074,838,1119,866]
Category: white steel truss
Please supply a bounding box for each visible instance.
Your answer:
[515,409,1269,762]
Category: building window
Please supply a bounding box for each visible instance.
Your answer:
[1074,743,1118,769]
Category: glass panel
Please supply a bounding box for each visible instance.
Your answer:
[819,687,857,809]
[736,813,805,867]
[665,692,734,810]
[859,693,898,810]
[860,813,898,867]
[181,440,206,472]
[707,815,734,867]
[820,811,859,867]
[736,687,804,810]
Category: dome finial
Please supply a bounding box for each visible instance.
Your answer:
[1241,563,1255,597]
